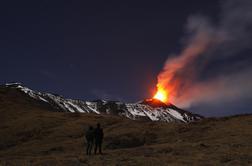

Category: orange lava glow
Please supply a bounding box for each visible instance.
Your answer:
[153,86,169,103]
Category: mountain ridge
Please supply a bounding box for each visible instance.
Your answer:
[0,83,203,123]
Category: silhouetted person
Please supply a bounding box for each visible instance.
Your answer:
[85,126,94,155]
[94,123,104,154]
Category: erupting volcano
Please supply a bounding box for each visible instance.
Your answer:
[1,83,203,123]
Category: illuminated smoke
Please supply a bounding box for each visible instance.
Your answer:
[156,0,252,108]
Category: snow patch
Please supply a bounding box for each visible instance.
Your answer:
[168,109,186,122]
[67,101,85,113]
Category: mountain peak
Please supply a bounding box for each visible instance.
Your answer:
[140,98,168,108]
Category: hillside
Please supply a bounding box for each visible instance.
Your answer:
[0,85,252,165]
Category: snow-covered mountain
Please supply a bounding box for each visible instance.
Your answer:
[1,83,203,123]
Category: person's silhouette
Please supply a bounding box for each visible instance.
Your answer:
[94,123,104,154]
[85,126,94,155]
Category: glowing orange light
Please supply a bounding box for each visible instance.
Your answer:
[153,87,169,103]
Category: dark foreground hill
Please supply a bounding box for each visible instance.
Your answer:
[0,86,252,165]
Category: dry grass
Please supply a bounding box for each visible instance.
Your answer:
[0,87,252,165]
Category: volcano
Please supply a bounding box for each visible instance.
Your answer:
[0,83,203,123]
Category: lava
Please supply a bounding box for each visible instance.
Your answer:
[153,86,169,103]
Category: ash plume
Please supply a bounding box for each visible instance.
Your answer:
[157,0,252,108]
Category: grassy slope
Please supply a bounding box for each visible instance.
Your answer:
[0,88,252,166]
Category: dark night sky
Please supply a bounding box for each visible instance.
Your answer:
[1,0,251,117]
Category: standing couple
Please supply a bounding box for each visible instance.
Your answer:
[85,123,104,155]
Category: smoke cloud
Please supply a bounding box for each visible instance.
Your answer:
[157,0,252,108]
